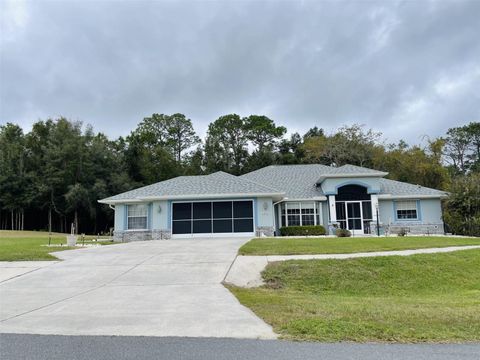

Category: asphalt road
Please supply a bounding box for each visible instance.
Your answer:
[1,334,479,360]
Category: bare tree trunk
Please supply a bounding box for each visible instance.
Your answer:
[21,209,24,230]
[48,208,52,234]
[74,210,78,234]
[11,210,14,230]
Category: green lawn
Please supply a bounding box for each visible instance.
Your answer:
[229,249,480,343]
[0,230,114,261]
[238,236,480,255]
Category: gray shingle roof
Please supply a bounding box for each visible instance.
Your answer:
[324,164,387,176]
[101,164,447,203]
[379,178,448,197]
[241,164,330,199]
[241,164,447,199]
[100,171,284,203]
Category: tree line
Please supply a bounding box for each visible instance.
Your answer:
[0,114,479,235]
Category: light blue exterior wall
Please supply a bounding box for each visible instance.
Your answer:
[118,197,270,231]
[321,177,381,195]
[256,197,274,227]
[378,200,394,224]
[151,200,169,230]
[114,204,125,231]
[414,199,443,223]
[378,198,443,224]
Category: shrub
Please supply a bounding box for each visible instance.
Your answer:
[279,225,326,236]
[397,228,408,237]
[335,228,351,237]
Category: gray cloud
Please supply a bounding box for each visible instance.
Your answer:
[1,0,479,145]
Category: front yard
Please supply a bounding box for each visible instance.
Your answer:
[229,248,480,343]
[238,236,480,255]
[0,230,113,261]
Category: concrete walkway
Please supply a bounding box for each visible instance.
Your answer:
[225,245,480,287]
[0,238,276,339]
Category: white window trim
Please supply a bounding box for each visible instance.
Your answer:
[283,201,319,227]
[126,204,149,231]
[395,200,419,220]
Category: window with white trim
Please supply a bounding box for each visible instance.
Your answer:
[281,202,318,227]
[127,204,148,229]
[396,200,418,220]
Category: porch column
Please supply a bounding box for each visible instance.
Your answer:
[371,194,379,221]
[328,195,336,222]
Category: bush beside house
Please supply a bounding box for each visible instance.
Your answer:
[279,225,326,236]
[335,228,352,237]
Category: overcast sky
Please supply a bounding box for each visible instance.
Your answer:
[1,0,479,145]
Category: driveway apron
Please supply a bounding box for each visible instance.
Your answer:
[0,238,276,339]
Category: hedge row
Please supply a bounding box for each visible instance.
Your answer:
[279,225,326,236]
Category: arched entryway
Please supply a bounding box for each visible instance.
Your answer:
[335,185,373,234]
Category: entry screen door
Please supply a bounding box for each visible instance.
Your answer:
[347,202,362,232]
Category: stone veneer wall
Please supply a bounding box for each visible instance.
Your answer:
[256,226,275,237]
[113,229,171,242]
[387,223,445,235]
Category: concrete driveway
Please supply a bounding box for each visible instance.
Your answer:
[0,238,275,339]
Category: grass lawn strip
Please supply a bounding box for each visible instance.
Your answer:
[0,230,114,261]
[239,236,480,255]
[229,249,480,343]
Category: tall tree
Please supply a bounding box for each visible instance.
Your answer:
[244,115,286,151]
[0,124,30,230]
[166,113,200,163]
[302,124,382,166]
[444,125,472,173]
[303,126,324,139]
[204,114,248,175]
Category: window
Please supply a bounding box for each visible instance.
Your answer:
[396,200,418,220]
[127,204,148,230]
[281,202,318,227]
[287,202,301,226]
[301,203,315,225]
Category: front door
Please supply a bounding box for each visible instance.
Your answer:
[346,201,363,234]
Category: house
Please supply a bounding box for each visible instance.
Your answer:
[98,164,448,241]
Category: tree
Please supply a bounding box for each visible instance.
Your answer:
[444,173,480,236]
[277,132,305,164]
[465,122,480,172]
[302,124,382,166]
[166,113,200,163]
[373,140,449,190]
[244,115,286,151]
[0,123,30,230]
[130,113,200,163]
[303,126,324,139]
[65,183,90,234]
[204,114,249,175]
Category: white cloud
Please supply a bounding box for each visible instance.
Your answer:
[0,0,30,45]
